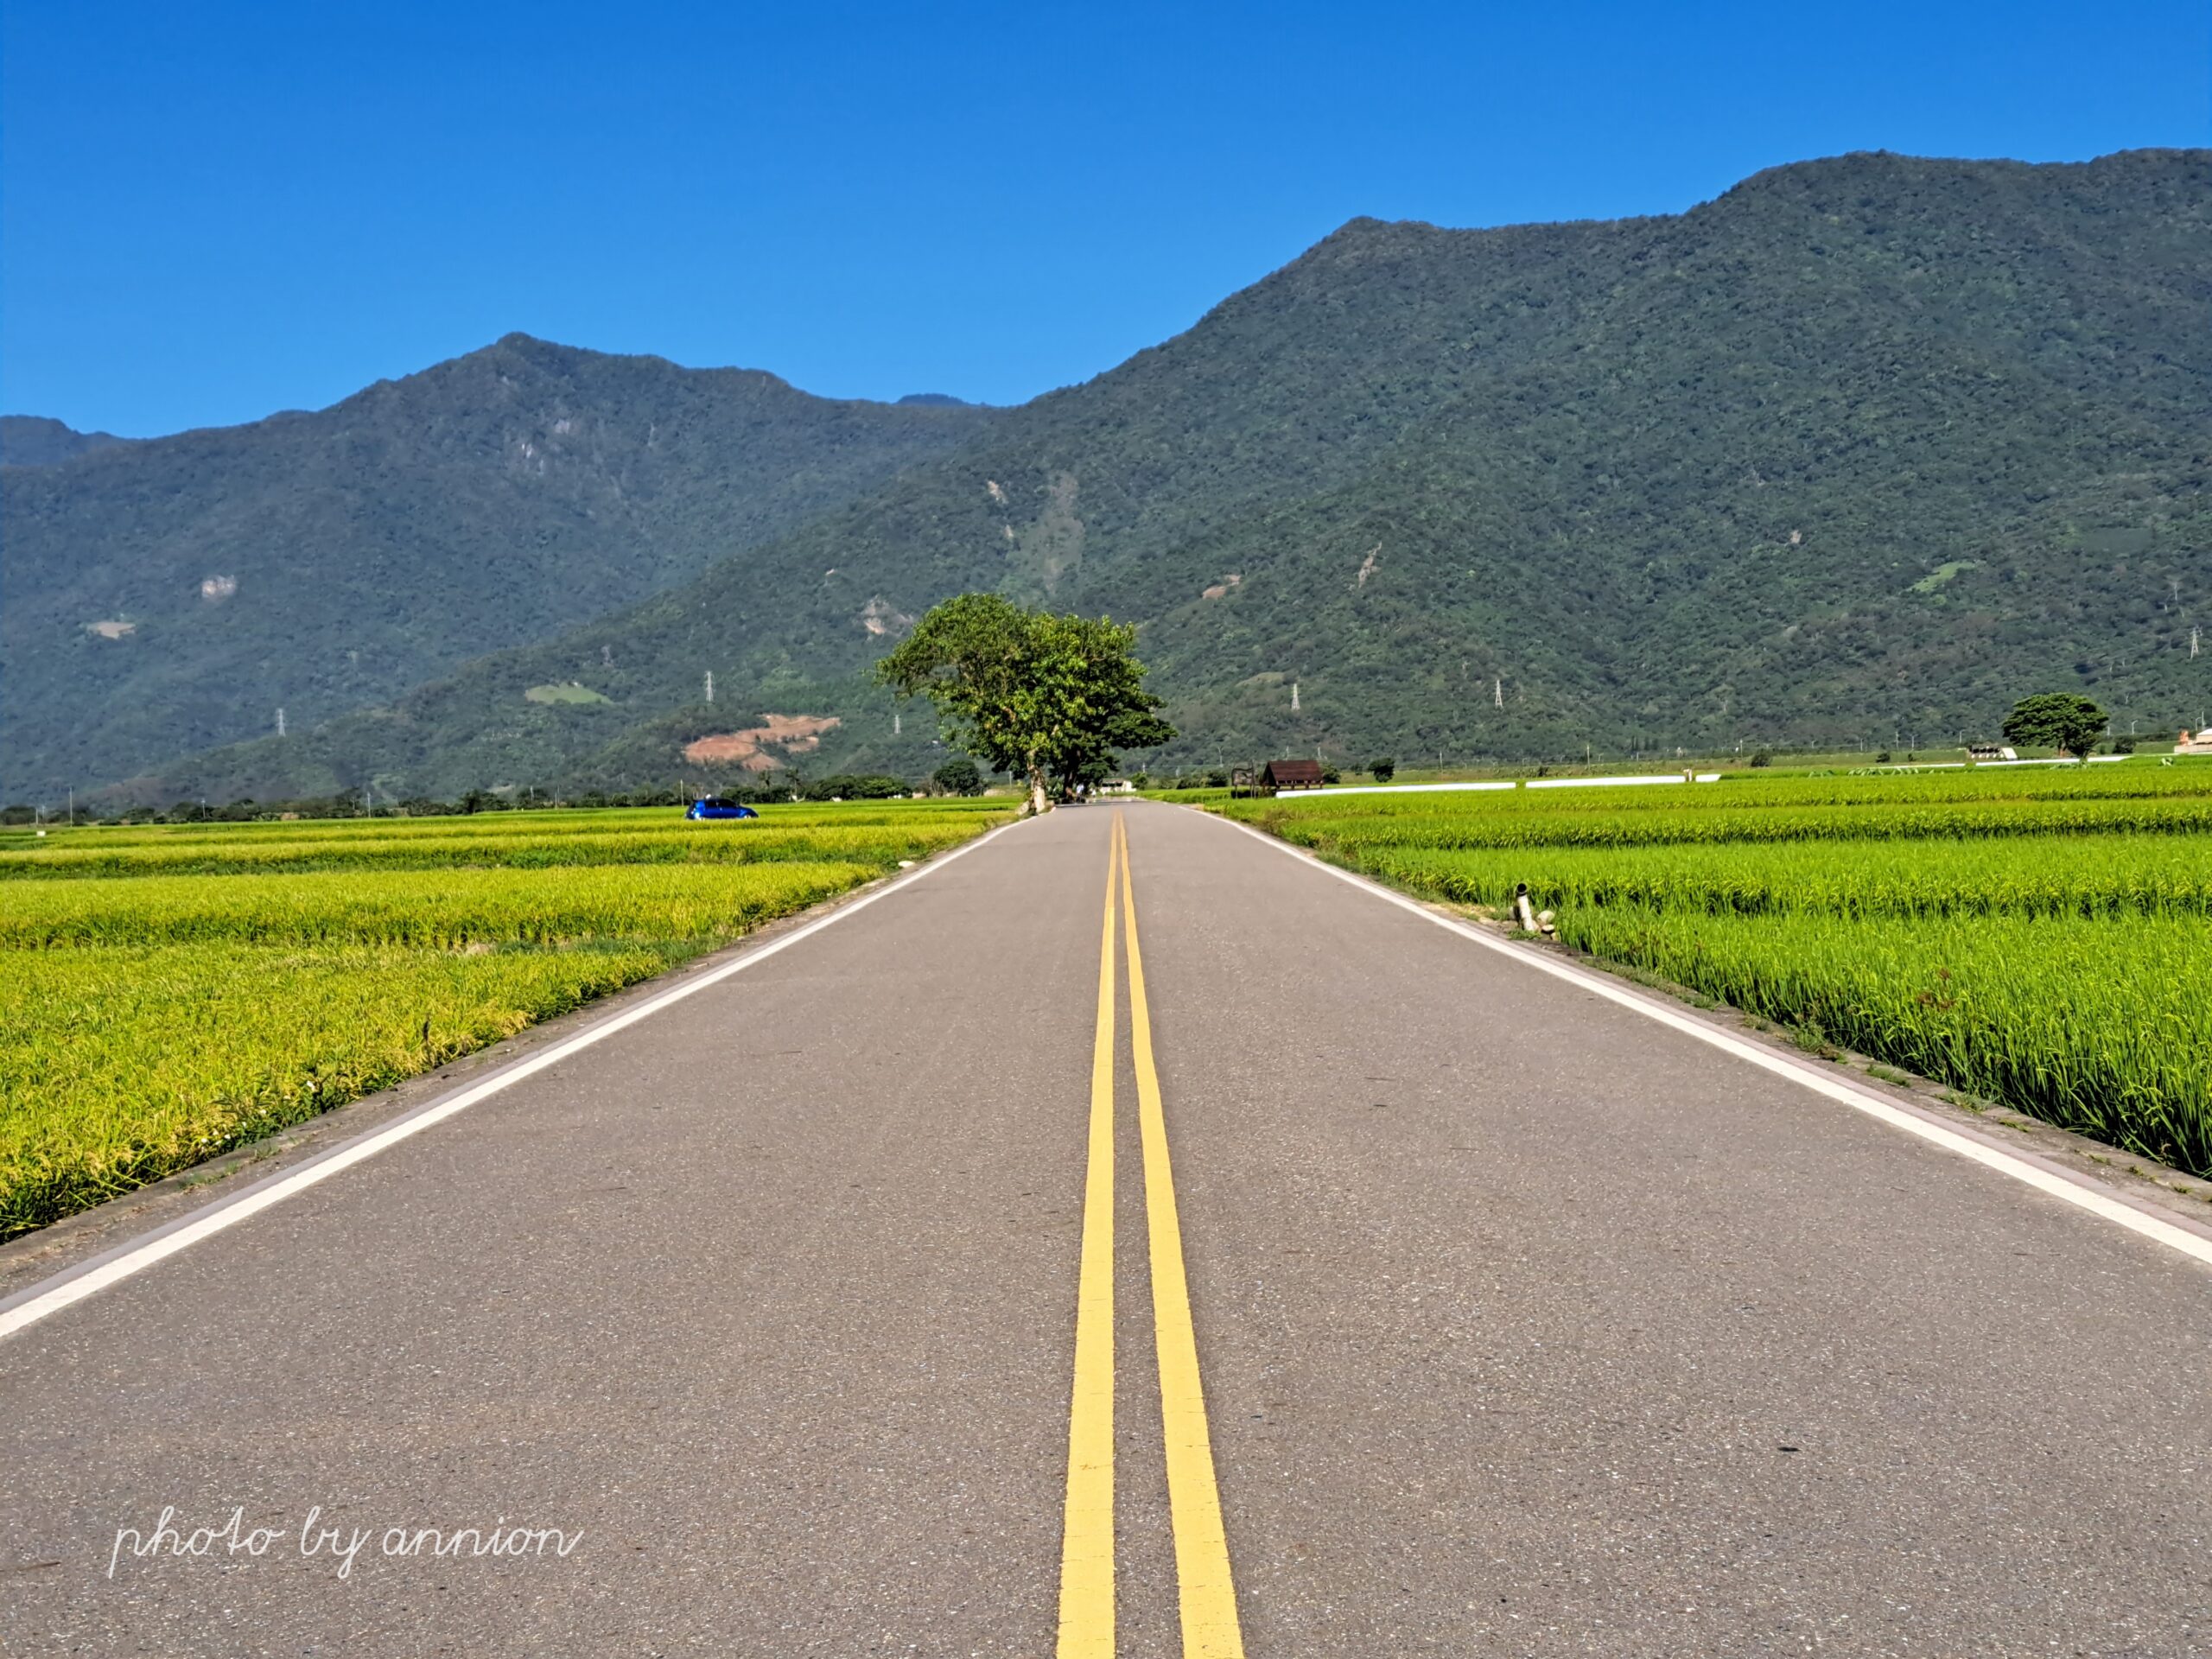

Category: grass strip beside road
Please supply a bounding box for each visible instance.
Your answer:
[0,862,879,948]
[1251,793,2212,855]
[0,815,1001,880]
[1362,833,2212,920]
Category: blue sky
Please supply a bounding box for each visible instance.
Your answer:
[4,1,2206,436]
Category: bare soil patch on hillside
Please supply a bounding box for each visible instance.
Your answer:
[684,714,841,769]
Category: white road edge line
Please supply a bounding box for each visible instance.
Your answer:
[0,816,1033,1343]
[1198,809,2212,1273]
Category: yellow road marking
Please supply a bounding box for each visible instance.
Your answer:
[1118,813,1248,1657]
[1055,827,1120,1656]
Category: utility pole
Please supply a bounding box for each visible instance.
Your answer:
[276,707,286,738]
[894,711,902,736]
[1494,677,1503,709]
[704,671,714,704]
[1291,681,1300,713]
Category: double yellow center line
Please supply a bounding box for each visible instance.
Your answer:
[1058,811,1245,1657]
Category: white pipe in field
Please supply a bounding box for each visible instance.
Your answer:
[1302,773,1729,797]
[1307,780,1519,797]
[1973,755,2134,767]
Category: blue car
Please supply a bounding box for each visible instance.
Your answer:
[685,797,759,821]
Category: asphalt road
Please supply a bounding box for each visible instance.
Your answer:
[2,801,2207,1656]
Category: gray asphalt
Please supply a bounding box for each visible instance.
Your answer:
[2,800,2206,1656]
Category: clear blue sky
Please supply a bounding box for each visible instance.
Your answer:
[4,1,2206,436]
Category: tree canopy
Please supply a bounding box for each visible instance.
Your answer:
[931,757,982,796]
[2002,693,2109,759]
[874,594,1173,810]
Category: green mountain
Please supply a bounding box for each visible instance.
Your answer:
[1,416,130,467]
[78,150,2212,802]
[2,338,993,798]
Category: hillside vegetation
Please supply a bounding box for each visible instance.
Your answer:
[3,339,993,798]
[27,149,2212,804]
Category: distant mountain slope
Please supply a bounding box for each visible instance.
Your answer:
[117,149,2212,801]
[2,338,994,798]
[1,416,130,467]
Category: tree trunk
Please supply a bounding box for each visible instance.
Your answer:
[1027,766,1050,816]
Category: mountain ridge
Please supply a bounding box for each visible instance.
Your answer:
[0,416,131,468]
[11,148,2207,804]
[2,338,997,797]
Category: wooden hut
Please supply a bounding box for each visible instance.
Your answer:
[1261,759,1327,792]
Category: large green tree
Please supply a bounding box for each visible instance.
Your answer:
[2001,693,2108,760]
[874,594,1173,812]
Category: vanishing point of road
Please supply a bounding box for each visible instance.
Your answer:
[3,801,2207,1656]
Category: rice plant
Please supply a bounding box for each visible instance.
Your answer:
[1361,835,2212,920]
[1217,765,2212,1176]
[0,940,677,1237]
[0,801,1010,1235]
[1557,906,2212,1177]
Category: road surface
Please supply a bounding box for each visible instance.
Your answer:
[2,800,2206,1656]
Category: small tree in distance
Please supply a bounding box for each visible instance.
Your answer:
[1369,757,1395,783]
[931,757,983,796]
[2001,692,2107,759]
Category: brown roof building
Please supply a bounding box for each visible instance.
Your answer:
[1261,759,1326,791]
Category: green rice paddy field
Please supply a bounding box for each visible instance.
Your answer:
[10,767,2208,1240]
[0,801,1013,1237]
[1223,763,2212,1181]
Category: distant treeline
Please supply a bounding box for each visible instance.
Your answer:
[0,770,990,826]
